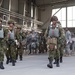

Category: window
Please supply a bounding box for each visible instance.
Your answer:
[52,8,66,28]
[67,6,75,27]
[67,6,73,27]
[52,6,75,28]
[73,6,75,27]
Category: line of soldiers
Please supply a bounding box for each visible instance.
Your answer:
[0,16,65,70]
[0,18,48,70]
[0,19,23,69]
[46,16,65,68]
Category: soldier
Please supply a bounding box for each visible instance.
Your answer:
[30,30,38,54]
[56,21,65,63]
[26,31,32,54]
[47,16,65,68]
[26,30,38,54]
[65,28,72,56]
[6,20,16,66]
[0,18,5,69]
[39,33,46,53]
[16,26,23,61]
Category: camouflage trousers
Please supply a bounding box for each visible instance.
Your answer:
[16,45,23,56]
[0,40,4,61]
[5,40,16,61]
[48,44,60,60]
[59,44,64,57]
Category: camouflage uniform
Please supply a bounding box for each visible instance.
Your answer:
[47,16,65,68]
[57,21,65,63]
[16,26,23,61]
[0,19,7,69]
[5,20,16,66]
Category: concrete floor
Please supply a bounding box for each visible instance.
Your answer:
[0,54,75,75]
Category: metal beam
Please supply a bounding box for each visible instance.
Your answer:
[36,0,73,7]
[0,7,43,25]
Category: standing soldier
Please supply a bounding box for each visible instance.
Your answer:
[6,20,16,66]
[16,26,23,61]
[65,28,72,56]
[56,21,65,63]
[47,16,65,68]
[26,31,32,54]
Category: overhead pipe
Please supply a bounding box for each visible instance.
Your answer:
[0,7,43,25]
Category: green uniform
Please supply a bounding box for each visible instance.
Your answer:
[47,21,65,68]
[0,39,4,61]
[0,28,8,61]
[5,28,16,66]
[0,27,8,69]
[16,29,23,60]
[58,25,65,63]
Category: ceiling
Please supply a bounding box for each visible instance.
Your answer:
[34,0,74,7]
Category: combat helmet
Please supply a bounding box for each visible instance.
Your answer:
[50,16,58,22]
[8,19,15,25]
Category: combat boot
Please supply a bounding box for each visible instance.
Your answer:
[0,62,5,69]
[6,57,10,64]
[47,58,53,68]
[12,60,15,66]
[60,56,63,63]
[20,55,22,61]
[9,56,12,63]
[16,53,18,60]
[56,59,60,67]
[53,58,56,64]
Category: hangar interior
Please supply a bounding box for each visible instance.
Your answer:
[0,0,75,32]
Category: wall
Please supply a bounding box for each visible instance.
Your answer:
[38,6,52,29]
[2,0,9,9]
[11,0,18,12]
